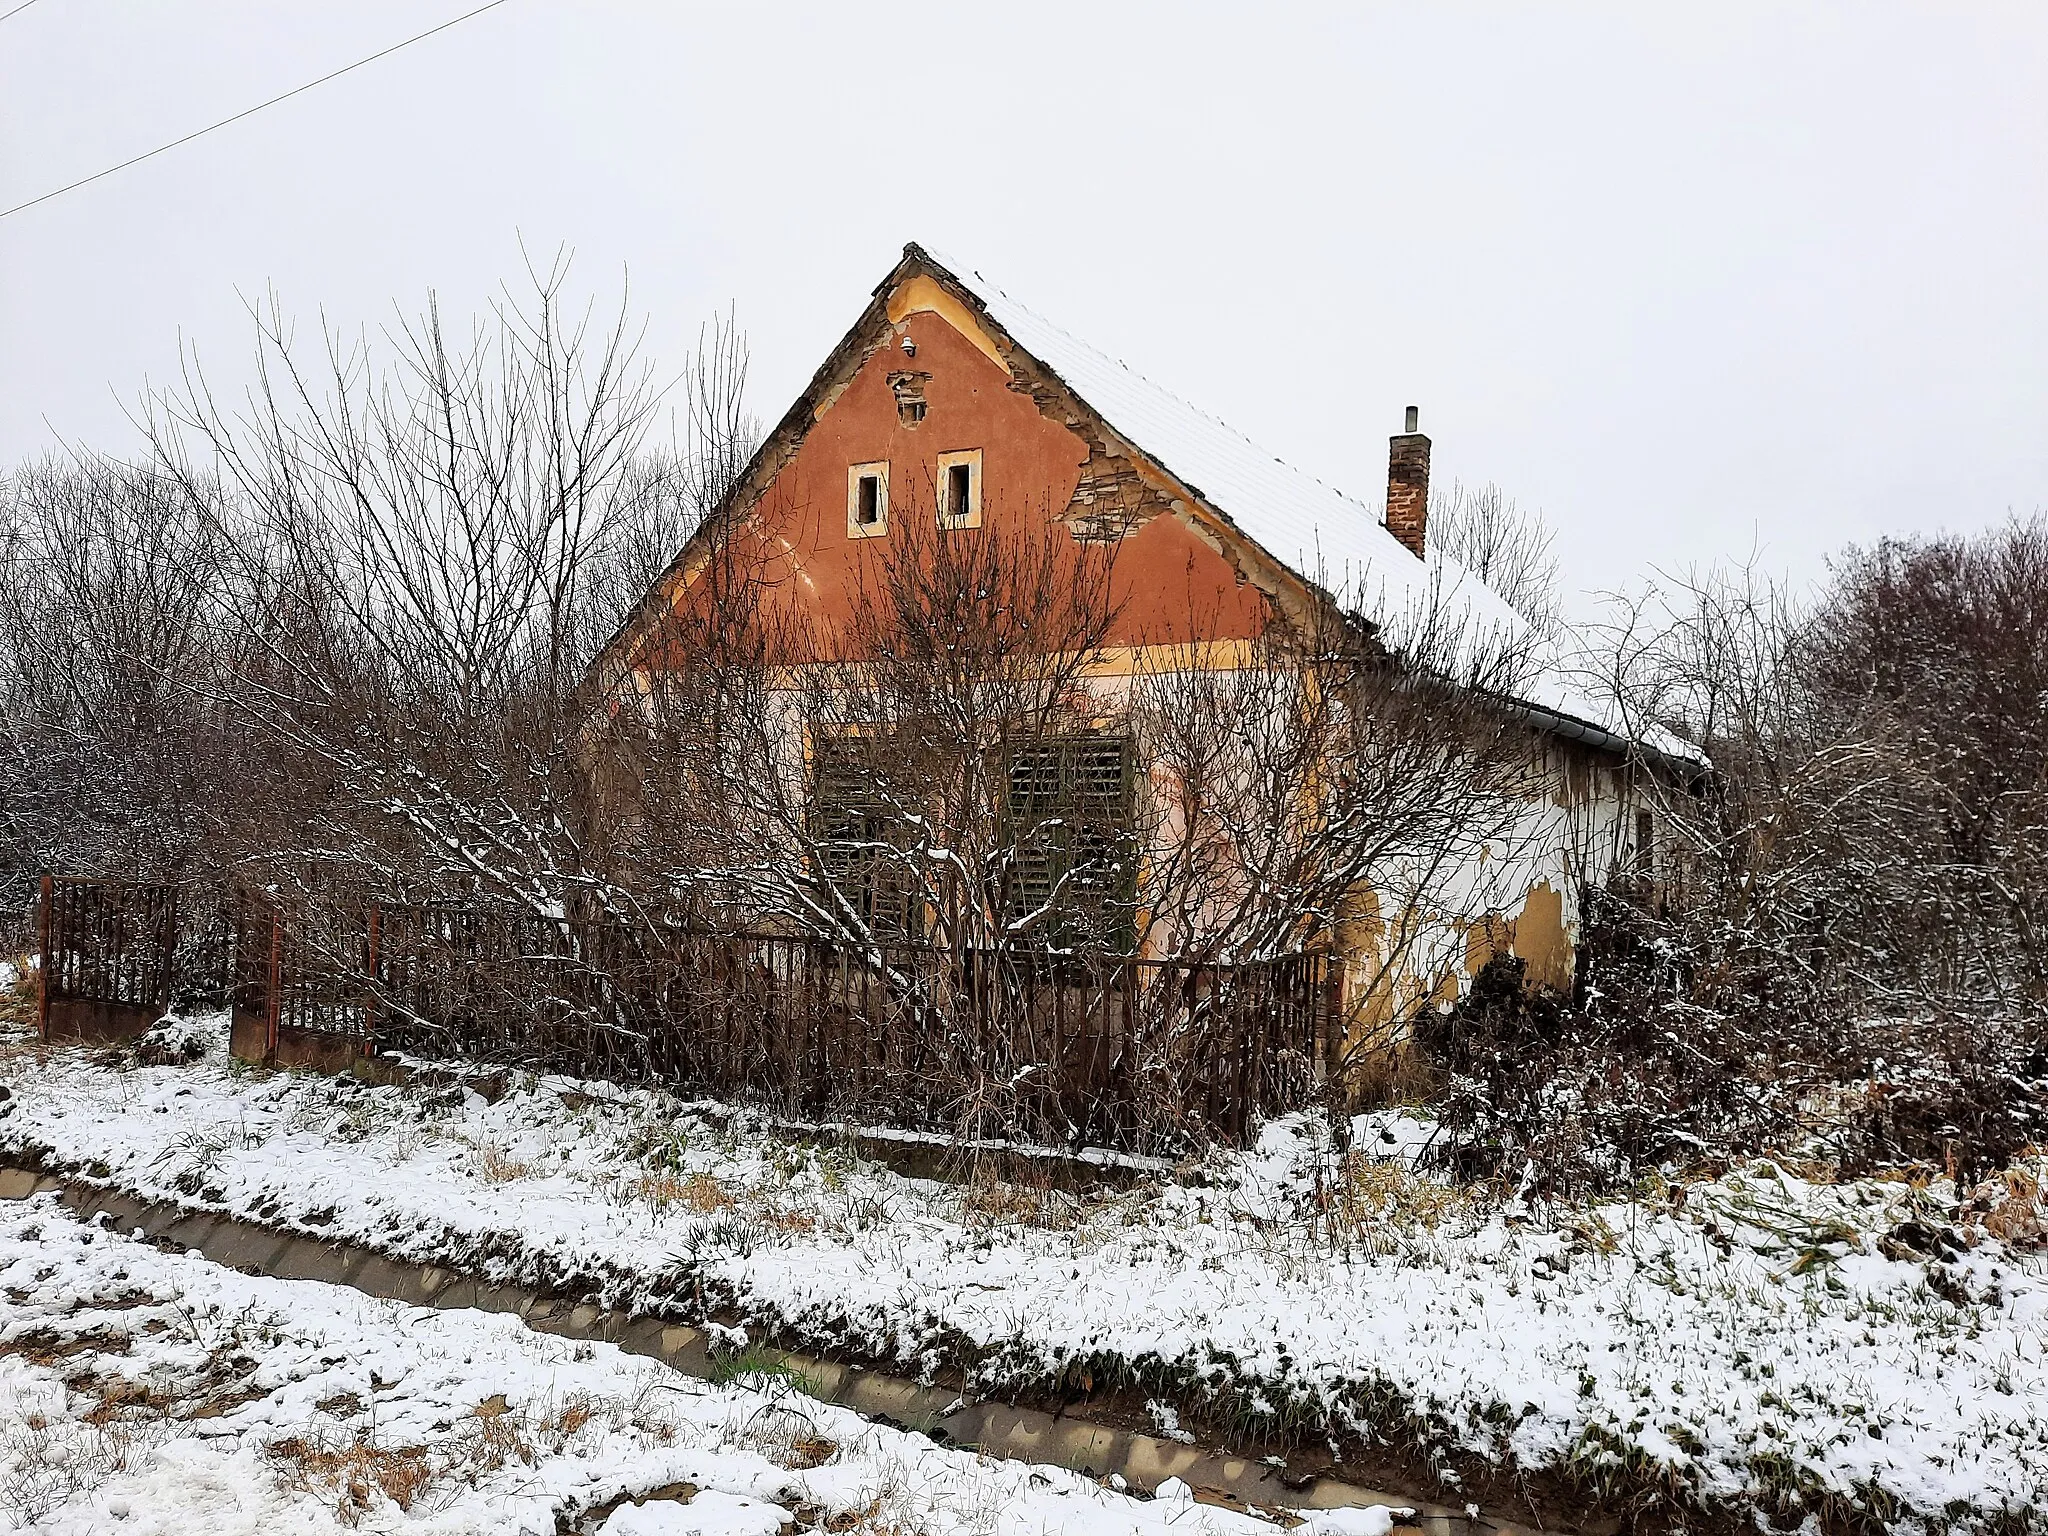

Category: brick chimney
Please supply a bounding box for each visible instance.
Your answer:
[1384,405,1430,559]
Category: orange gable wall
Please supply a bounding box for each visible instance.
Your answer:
[684,306,1270,657]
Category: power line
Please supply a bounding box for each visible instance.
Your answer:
[0,0,45,25]
[0,0,512,221]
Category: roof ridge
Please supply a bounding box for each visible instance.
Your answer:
[921,244,1375,513]
[904,244,1677,747]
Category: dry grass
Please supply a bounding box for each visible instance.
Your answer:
[1338,1026,1442,1114]
[1321,1153,1470,1250]
[635,1169,736,1215]
[467,1141,533,1184]
[718,1383,843,1477]
[0,1328,132,1368]
[762,1204,817,1236]
[249,1381,693,1531]
[555,1397,595,1437]
[959,1170,1087,1232]
[264,1395,560,1524]
[0,1290,688,1527]
[266,1432,438,1524]
[0,953,37,1029]
[1968,1157,2048,1247]
[625,1168,823,1237]
[78,1377,175,1426]
[0,1409,155,1527]
[812,1494,932,1535]
[0,1325,182,1527]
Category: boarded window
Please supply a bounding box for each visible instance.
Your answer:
[811,733,920,939]
[1001,732,1136,952]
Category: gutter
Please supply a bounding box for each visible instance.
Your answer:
[1495,695,1710,782]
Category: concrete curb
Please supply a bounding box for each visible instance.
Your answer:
[0,1166,1593,1536]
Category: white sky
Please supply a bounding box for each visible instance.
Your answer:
[3,3,2043,615]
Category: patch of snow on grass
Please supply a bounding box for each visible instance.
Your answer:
[0,1197,1346,1534]
[3,1021,2046,1529]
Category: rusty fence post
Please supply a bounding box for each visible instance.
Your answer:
[1321,952,1347,1087]
[161,885,180,1016]
[264,905,283,1067]
[36,872,53,1041]
[363,904,381,1060]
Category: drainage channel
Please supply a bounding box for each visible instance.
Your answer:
[1,1166,1587,1536]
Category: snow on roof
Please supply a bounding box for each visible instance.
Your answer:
[919,247,1678,757]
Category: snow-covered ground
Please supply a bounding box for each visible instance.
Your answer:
[0,1196,1401,1534]
[4,1012,2047,1531]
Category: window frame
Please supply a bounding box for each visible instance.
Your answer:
[847,461,890,540]
[936,448,982,530]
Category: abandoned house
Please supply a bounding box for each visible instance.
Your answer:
[591,244,1683,1048]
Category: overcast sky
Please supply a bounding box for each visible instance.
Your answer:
[3,3,2043,614]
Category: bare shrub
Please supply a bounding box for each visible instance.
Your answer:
[146,262,663,920]
[1417,933,1776,1196]
[1522,520,2048,1191]
[1831,1013,2048,1185]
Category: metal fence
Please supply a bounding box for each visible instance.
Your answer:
[239,899,1340,1151]
[40,878,1341,1152]
[37,874,180,1041]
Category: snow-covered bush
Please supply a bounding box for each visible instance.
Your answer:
[1417,900,2048,1195]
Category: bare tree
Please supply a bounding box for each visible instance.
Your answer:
[1430,479,1562,637]
[587,308,758,632]
[0,454,231,906]
[592,483,1562,1134]
[594,480,1131,953]
[1543,521,2048,1186]
[139,256,753,935]
[1805,520,2048,1010]
[1586,554,1907,1011]
[1146,617,1544,949]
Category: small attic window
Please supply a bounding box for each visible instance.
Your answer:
[937,448,982,530]
[848,461,889,539]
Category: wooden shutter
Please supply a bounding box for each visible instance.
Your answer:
[811,733,920,940]
[1001,732,1136,952]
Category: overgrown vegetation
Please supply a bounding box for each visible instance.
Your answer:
[1418,522,2048,1194]
[14,1048,2044,1533]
